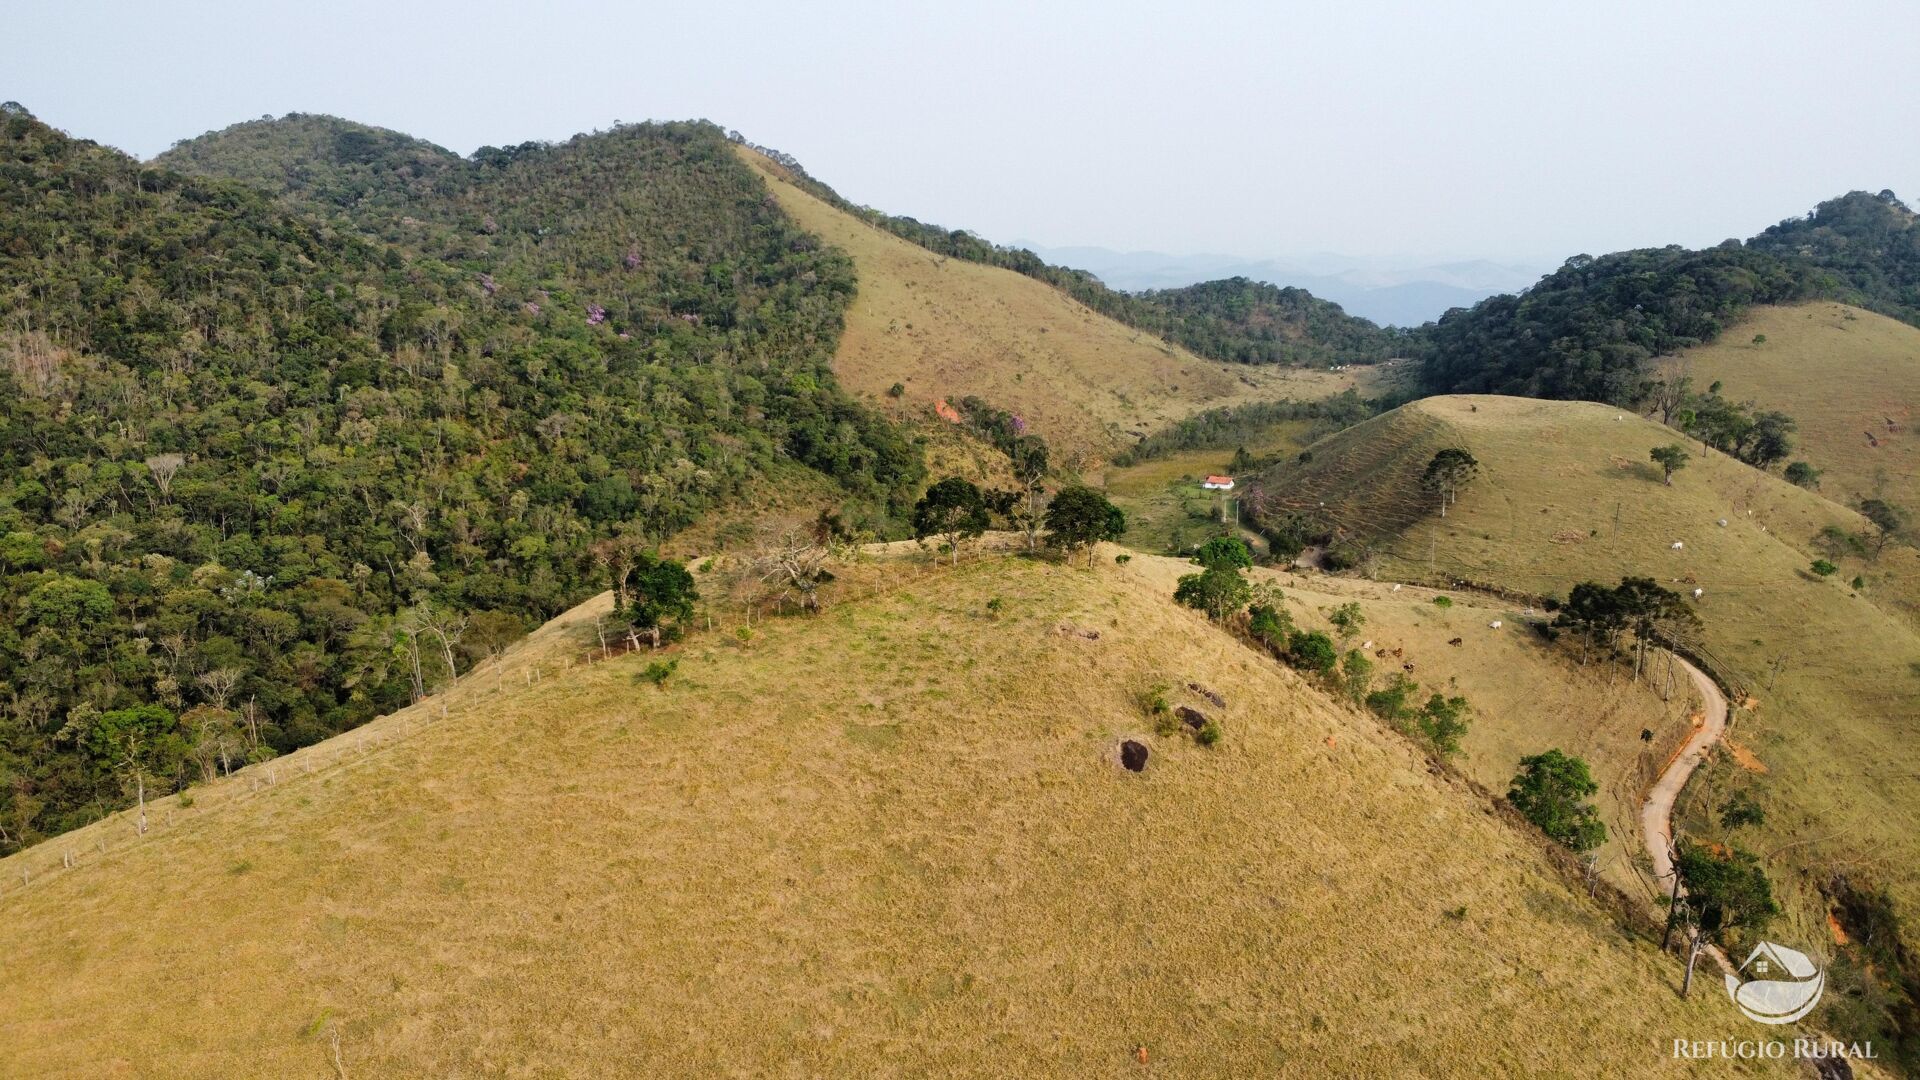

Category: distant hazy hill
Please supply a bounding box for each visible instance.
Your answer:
[737,146,1373,462]
[738,141,1402,366]
[1023,243,1544,326]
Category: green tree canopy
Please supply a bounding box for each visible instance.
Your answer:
[912,477,991,565]
[1508,750,1607,852]
[1044,487,1125,565]
[1174,567,1252,622]
[1193,536,1253,572]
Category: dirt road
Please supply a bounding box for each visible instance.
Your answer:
[1639,655,1728,895]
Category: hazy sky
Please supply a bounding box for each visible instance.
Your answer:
[8,1,1918,262]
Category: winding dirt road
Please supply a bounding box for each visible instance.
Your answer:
[1639,655,1729,895]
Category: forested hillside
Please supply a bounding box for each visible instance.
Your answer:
[739,142,1402,368]
[1749,189,1920,326]
[1418,245,1813,403]
[1417,190,1920,407]
[0,105,917,851]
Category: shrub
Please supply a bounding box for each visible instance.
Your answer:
[1720,790,1766,829]
[1247,602,1293,652]
[1811,559,1838,577]
[1285,629,1338,676]
[1175,567,1251,621]
[1196,719,1223,747]
[640,659,678,688]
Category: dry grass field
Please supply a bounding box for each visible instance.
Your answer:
[1251,395,1920,943]
[1683,302,1920,512]
[0,551,1783,1077]
[738,146,1378,466]
[1160,560,1699,900]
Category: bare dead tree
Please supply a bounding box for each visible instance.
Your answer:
[195,666,244,712]
[144,453,184,505]
[756,530,834,614]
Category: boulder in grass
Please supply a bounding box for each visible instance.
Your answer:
[1175,706,1208,730]
[1120,740,1150,772]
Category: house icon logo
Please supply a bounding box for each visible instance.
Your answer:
[1724,942,1824,1024]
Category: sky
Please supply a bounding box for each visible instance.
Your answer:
[7,0,1919,263]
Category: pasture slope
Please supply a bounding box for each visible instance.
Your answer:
[1683,302,1920,515]
[738,146,1377,466]
[0,552,1778,1077]
[1123,553,1701,899]
[1250,394,1920,944]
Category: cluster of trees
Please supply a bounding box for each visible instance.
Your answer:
[1550,577,1699,680]
[1171,547,1467,757]
[1644,374,1797,469]
[738,136,1404,370]
[909,476,1123,565]
[1109,391,1379,467]
[0,107,924,851]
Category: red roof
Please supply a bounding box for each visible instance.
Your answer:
[1204,475,1234,485]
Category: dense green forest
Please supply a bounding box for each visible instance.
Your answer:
[1417,245,1814,404]
[0,106,920,851]
[1748,189,1920,326]
[736,140,1404,368]
[1418,190,1920,407]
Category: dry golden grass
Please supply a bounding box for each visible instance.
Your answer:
[0,552,1780,1077]
[1256,395,1920,943]
[1126,554,1696,897]
[1683,302,1920,512]
[738,146,1375,466]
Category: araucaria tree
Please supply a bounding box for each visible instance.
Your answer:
[1649,444,1690,485]
[1044,486,1126,566]
[1420,448,1480,517]
[1508,750,1607,852]
[913,477,991,565]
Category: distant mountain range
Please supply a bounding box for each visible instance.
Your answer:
[1018,244,1547,327]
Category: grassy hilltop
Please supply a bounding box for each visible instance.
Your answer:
[0,552,1779,1077]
